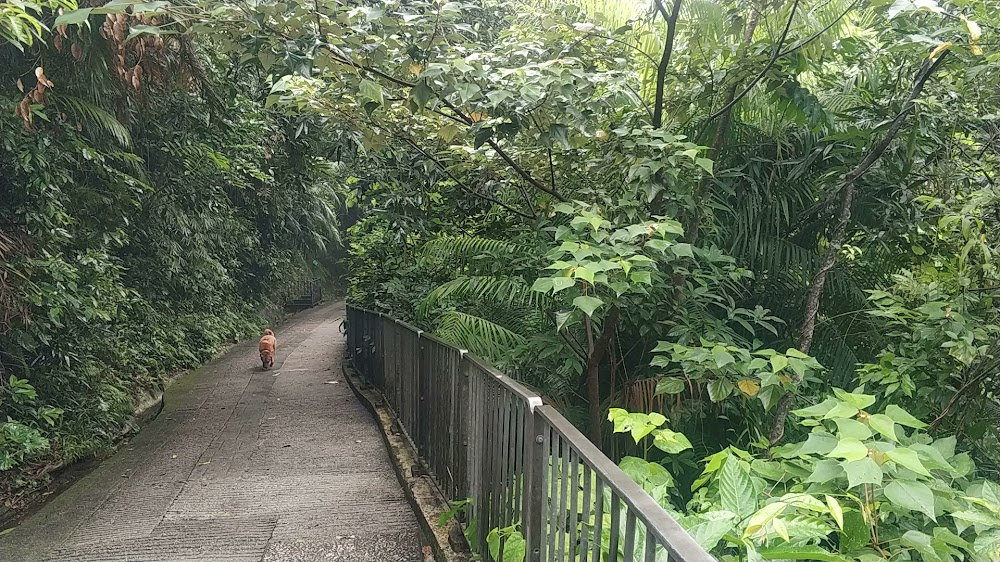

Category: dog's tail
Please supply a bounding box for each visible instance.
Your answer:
[264,328,274,336]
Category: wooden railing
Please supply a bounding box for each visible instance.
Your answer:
[346,305,716,562]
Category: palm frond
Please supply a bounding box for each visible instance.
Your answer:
[418,275,545,317]
[49,94,133,148]
[433,310,527,363]
[421,235,533,262]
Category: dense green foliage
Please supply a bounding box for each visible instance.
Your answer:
[0,2,344,500]
[7,0,1000,559]
[187,0,1000,558]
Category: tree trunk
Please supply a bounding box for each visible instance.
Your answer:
[585,308,620,448]
[652,0,683,129]
[767,53,950,446]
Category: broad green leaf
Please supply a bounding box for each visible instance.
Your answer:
[744,502,785,537]
[530,278,553,293]
[720,454,757,520]
[453,82,480,103]
[359,79,384,105]
[707,379,734,402]
[886,447,932,477]
[671,243,693,258]
[647,413,667,426]
[608,408,629,431]
[974,530,1000,561]
[695,158,713,174]
[770,354,788,373]
[885,404,927,428]
[771,517,790,541]
[619,456,674,491]
[930,435,956,459]
[787,357,809,378]
[759,545,849,561]
[834,419,872,440]
[487,528,501,559]
[629,270,651,284]
[712,347,735,368]
[786,348,811,359]
[655,378,685,395]
[55,8,93,25]
[572,295,603,317]
[781,514,834,541]
[952,453,974,477]
[826,496,844,529]
[828,438,869,462]
[867,414,898,442]
[981,480,1000,506]
[951,510,1000,527]
[793,433,838,457]
[900,530,936,560]
[502,532,525,562]
[793,399,838,418]
[908,443,955,474]
[832,388,876,410]
[653,428,693,454]
[573,265,595,284]
[884,480,936,520]
[551,277,576,293]
[258,51,279,71]
[822,401,860,420]
[807,459,845,483]
[679,511,736,550]
[692,450,729,492]
[887,0,914,19]
[779,493,827,512]
[840,511,870,551]
[842,457,883,488]
[759,385,782,411]
[750,460,785,480]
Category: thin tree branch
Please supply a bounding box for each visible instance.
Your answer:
[398,135,536,219]
[702,0,801,128]
[777,0,860,57]
[587,32,659,67]
[652,0,683,128]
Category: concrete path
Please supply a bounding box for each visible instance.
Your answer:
[0,301,424,562]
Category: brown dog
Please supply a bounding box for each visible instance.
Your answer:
[259,328,276,370]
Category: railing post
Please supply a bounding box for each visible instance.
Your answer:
[522,397,545,562]
[457,352,472,501]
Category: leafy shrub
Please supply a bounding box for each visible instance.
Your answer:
[0,376,62,471]
[613,393,1000,561]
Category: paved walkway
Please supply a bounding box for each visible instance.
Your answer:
[0,301,423,562]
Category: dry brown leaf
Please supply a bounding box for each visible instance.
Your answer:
[737,379,760,397]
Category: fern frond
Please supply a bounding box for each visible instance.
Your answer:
[420,235,533,263]
[49,94,133,148]
[433,310,527,363]
[418,275,546,317]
